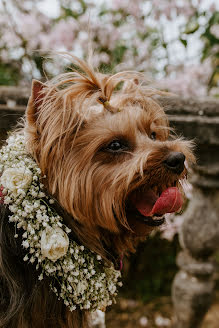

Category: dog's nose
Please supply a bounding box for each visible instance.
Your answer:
[163,151,185,174]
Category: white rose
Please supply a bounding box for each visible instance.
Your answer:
[41,226,69,262]
[1,167,32,193]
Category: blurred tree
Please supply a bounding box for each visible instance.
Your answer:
[0,0,218,95]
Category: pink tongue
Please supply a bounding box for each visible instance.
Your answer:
[132,187,183,216]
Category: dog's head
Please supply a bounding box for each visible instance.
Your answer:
[25,55,194,254]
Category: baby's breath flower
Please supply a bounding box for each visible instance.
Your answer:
[38,273,43,280]
[65,226,71,234]
[30,256,35,263]
[23,255,29,261]
[22,240,29,248]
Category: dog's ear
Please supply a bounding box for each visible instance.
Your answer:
[26,79,46,126]
[31,79,45,109]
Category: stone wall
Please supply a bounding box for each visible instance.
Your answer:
[0,86,219,328]
[0,86,29,141]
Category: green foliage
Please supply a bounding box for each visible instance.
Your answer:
[201,11,219,89]
[112,43,127,66]
[0,63,20,86]
[184,19,200,34]
[202,11,219,58]
[179,38,188,48]
[121,234,180,302]
[0,1,218,95]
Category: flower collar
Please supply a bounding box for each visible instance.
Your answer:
[0,133,122,312]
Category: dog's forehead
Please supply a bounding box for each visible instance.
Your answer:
[91,96,167,132]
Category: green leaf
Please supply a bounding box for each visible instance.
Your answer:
[180,38,188,47]
[184,20,199,34]
[0,63,20,85]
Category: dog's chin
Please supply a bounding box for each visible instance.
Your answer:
[126,207,165,236]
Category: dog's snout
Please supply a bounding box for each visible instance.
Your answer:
[163,151,185,174]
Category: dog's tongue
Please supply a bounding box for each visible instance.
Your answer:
[132,187,183,216]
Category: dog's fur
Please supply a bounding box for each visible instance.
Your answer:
[0,55,194,327]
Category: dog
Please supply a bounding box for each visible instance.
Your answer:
[0,54,194,328]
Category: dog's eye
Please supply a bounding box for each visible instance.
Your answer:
[106,140,129,153]
[150,132,156,141]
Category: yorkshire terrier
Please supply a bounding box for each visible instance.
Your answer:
[0,54,194,328]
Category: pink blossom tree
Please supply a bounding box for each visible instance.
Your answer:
[0,0,218,95]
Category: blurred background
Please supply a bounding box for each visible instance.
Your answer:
[0,0,219,327]
[0,0,218,97]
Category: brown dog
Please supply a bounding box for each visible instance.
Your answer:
[0,54,194,327]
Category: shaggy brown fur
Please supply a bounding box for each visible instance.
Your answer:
[0,54,194,327]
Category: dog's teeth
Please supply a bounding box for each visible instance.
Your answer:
[152,214,164,220]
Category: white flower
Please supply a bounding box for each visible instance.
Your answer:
[75,281,88,295]
[65,226,71,234]
[22,240,29,248]
[38,273,43,280]
[38,191,45,198]
[4,196,12,204]
[1,167,32,193]
[23,255,29,261]
[83,301,91,309]
[30,257,35,263]
[70,305,76,311]
[41,226,69,262]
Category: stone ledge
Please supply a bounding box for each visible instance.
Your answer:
[0,86,29,105]
[0,87,219,168]
[158,95,219,117]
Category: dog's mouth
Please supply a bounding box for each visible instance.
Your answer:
[126,182,183,230]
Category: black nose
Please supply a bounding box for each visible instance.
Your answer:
[163,151,185,174]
